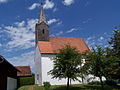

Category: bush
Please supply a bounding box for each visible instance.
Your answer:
[43,82,51,90]
[88,81,101,85]
[105,79,117,86]
[17,75,35,88]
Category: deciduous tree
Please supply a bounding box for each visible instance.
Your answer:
[49,45,83,90]
[85,46,105,88]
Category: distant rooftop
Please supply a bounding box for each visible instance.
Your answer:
[16,66,32,77]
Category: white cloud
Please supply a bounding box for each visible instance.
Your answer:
[28,3,40,10]
[57,21,63,26]
[15,21,25,27]
[86,36,95,50]
[4,19,38,50]
[47,19,59,25]
[0,43,2,47]
[86,33,110,50]
[99,36,104,40]
[63,0,74,6]
[8,51,35,72]
[16,15,20,19]
[43,0,54,9]
[50,34,55,37]
[53,8,58,12]
[53,27,78,36]
[66,28,77,33]
[27,19,38,31]
[97,36,105,43]
[0,0,7,3]
[28,0,54,10]
[86,36,93,41]
[82,18,92,24]
[56,31,63,36]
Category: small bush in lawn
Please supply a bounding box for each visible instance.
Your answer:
[88,81,101,85]
[43,82,51,90]
[105,79,117,86]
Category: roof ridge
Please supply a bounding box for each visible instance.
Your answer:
[81,39,90,51]
[50,36,83,39]
[15,66,30,67]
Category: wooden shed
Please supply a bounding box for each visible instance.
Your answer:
[0,55,18,90]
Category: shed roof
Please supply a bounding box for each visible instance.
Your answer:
[16,66,32,77]
[0,56,18,77]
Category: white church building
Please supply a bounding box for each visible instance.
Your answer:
[34,6,90,86]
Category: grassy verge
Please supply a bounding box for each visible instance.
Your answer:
[18,85,44,90]
[18,84,120,90]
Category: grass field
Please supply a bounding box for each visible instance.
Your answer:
[18,84,120,90]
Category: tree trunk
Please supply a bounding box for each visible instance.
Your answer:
[70,79,71,85]
[99,76,104,89]
[82,74,84,84]
[66,77,70,90]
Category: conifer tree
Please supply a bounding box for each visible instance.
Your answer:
[109,29,120,58]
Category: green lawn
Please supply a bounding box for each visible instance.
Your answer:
[18,84,120,90]
[17,85,44,90]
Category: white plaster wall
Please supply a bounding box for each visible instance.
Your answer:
[35,52,106,86]
[34,46,42,85]
[41,54,81,85]
[7,77,17,90]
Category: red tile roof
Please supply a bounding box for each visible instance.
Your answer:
[16,66,32,77]
[38,37,90,54]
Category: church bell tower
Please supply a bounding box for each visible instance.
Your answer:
[35,5,49,42]
[35,3,49,86]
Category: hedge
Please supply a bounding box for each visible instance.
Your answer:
[17,75,35,88]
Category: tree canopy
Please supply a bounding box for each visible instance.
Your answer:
[109,29,120,58]
[49,45,83,90]
[107,28,120,79]
[84,46,119,88]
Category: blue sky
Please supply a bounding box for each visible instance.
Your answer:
[0,0,120,72]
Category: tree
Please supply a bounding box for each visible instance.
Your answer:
[109,29,120,58]
[82,28,120,86]
[49,45,83,90]
[107,28,120,79]
[85,46,105,88]
[102,48,119,80]
[85,46,119,87]
[105,59,118,80]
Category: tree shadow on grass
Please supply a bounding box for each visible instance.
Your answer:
[52,86,87,90]
[52,85,120,90]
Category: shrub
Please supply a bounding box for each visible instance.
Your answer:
[17,75,35,88]
[105,79,117,86]
[88,81,101,85]
[43,82,51,90]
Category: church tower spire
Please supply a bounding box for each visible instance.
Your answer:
[38,5,46,23]
[35,4,49,43]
